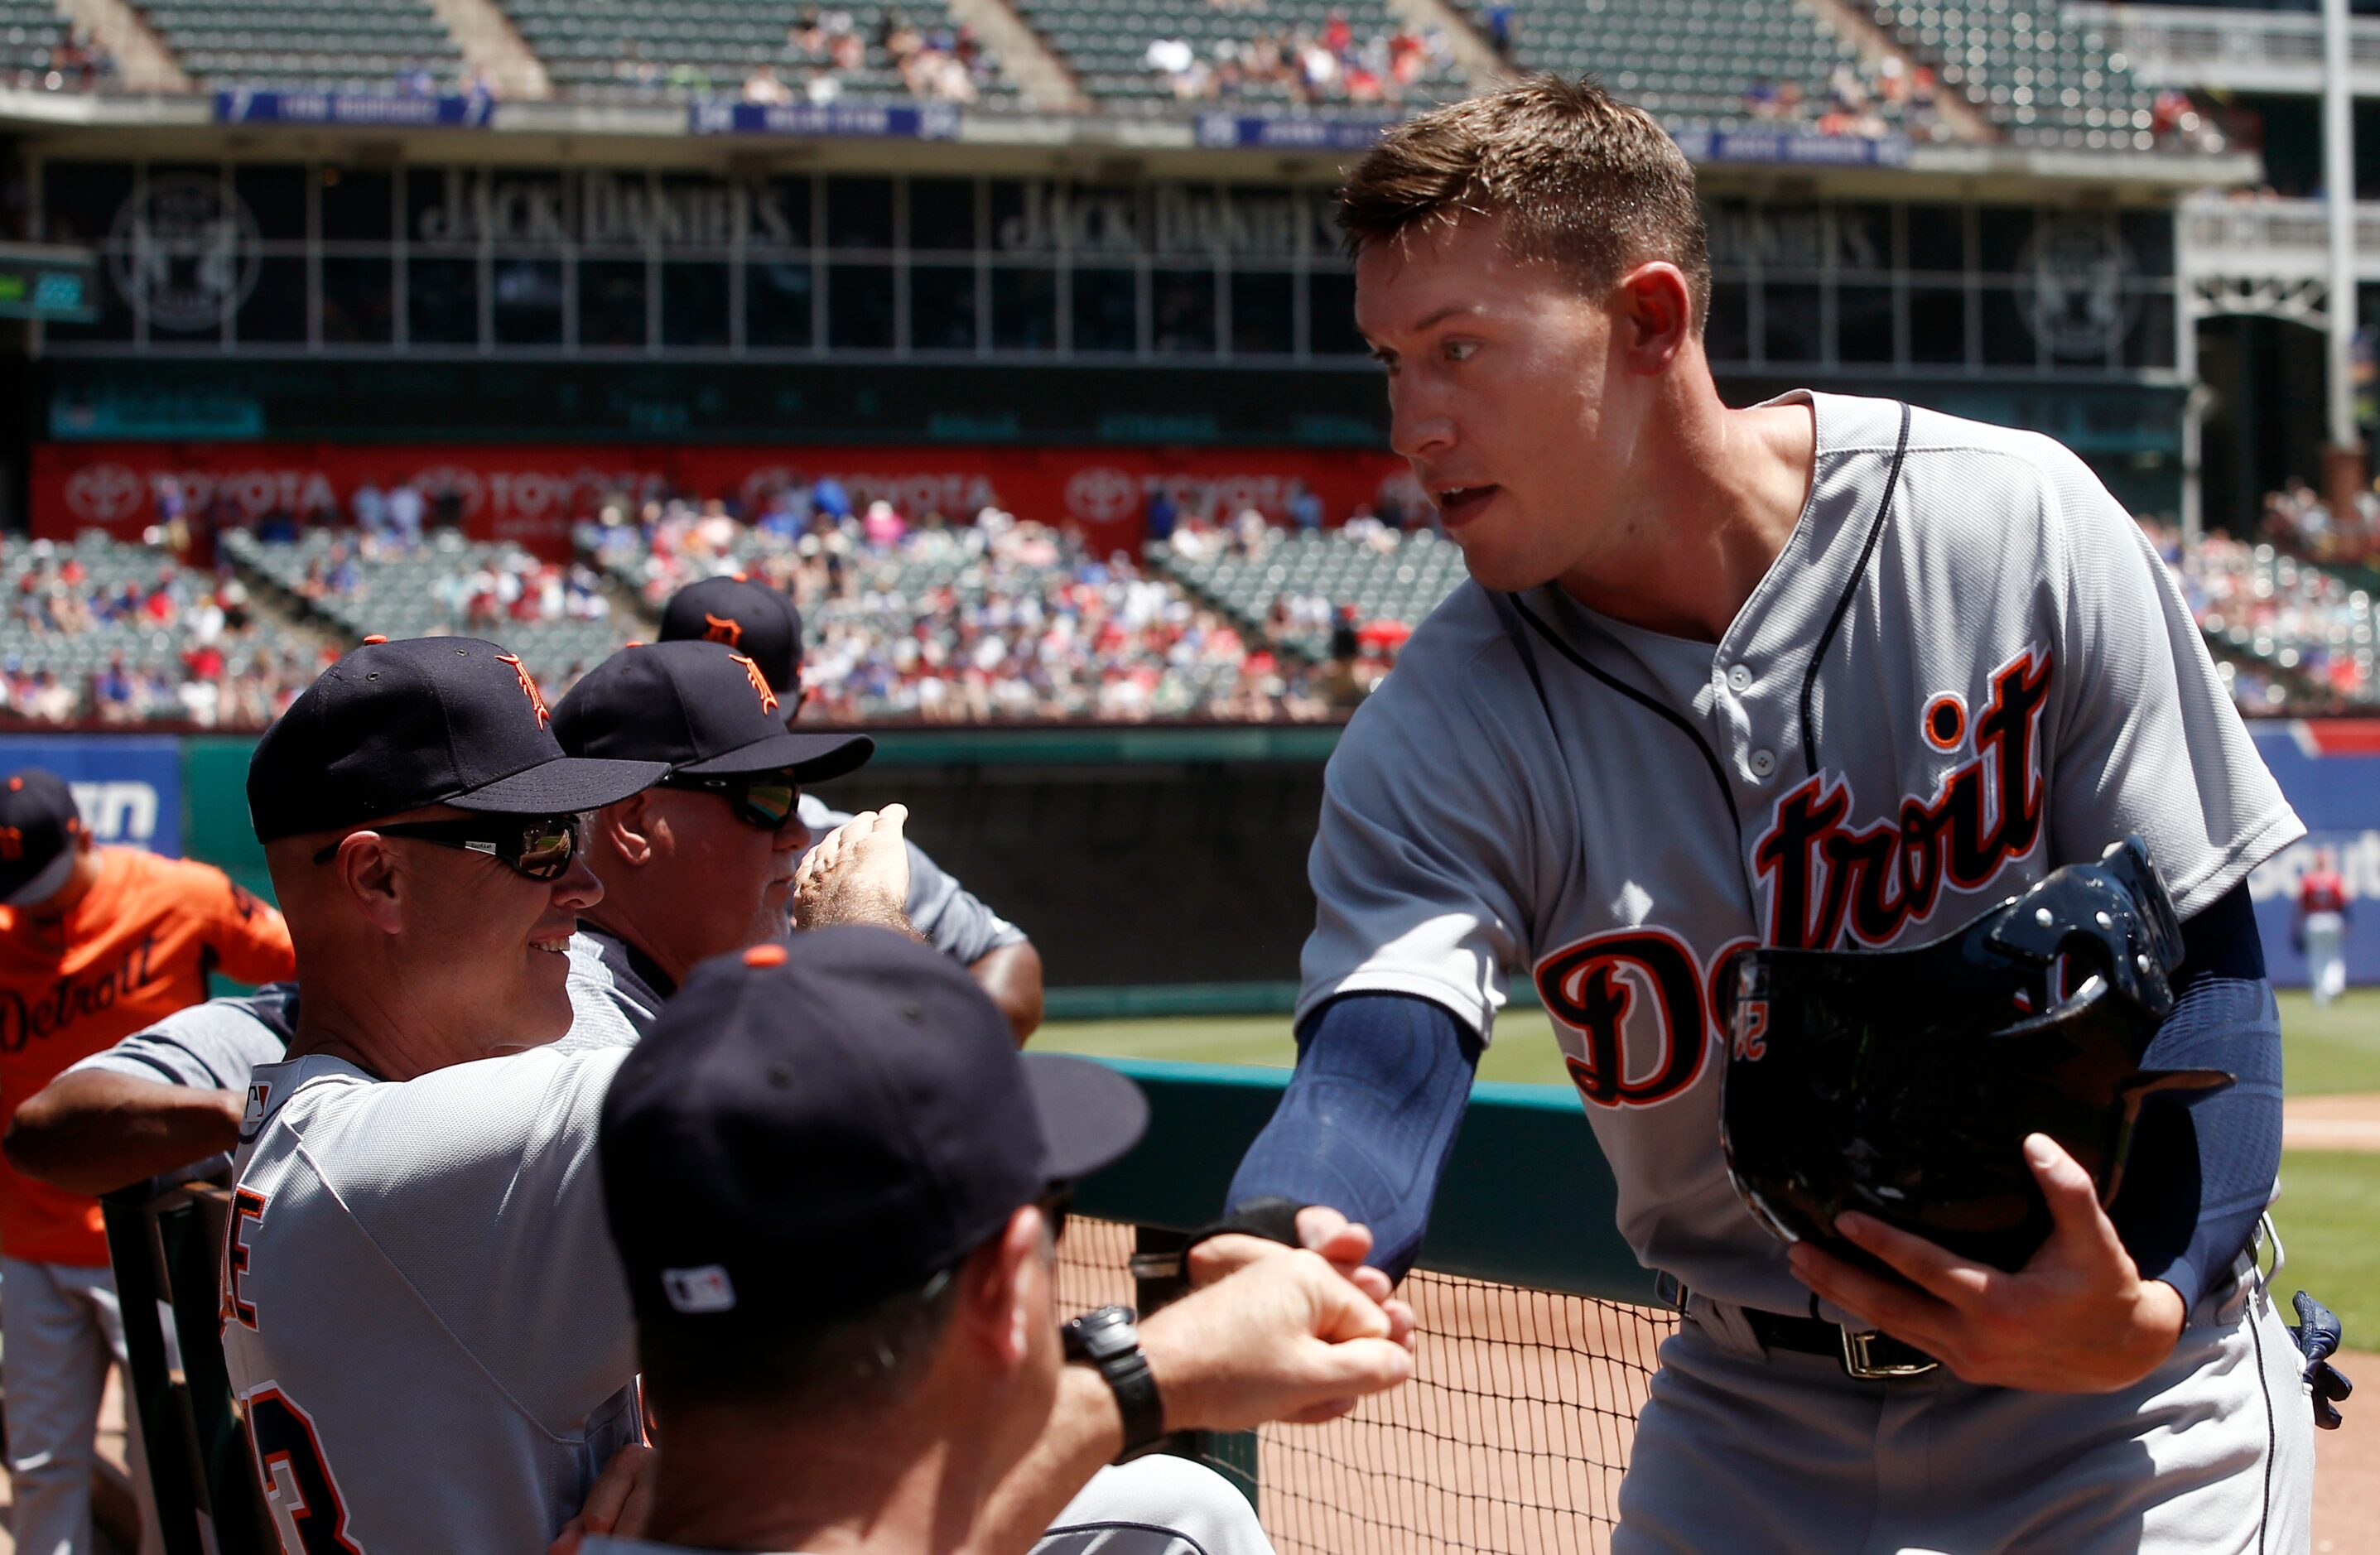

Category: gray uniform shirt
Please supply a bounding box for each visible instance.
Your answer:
[797,794,1024,965]
[1302,391,2302,1314]
[209,936,643,1553]
[224,1042,639,1555]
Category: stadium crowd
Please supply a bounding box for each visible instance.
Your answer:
[605,7,999,104]
[1742,55,1943,141]
[4,470,2374,729]
[0,541,328,726]
[2261,476,2380,569]
[584,496,1343,720]
[2140,517,2377,711]
[1140,10,1456,106]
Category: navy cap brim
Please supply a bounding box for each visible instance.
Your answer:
[676,730,875,784]
[0,846,76,907]
[1022,1055,1149,1184]
[448,754,672,816]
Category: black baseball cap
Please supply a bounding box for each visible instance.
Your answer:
[551,641,872,781]
[660,576,804,704]
[0,769,82,907]
[247,637,671,845]
[600,927,1147,1334]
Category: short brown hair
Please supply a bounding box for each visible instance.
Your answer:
[1338,75,1712,333]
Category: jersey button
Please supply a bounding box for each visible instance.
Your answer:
[1749,749,1777,778]
[1727,663,1754,693]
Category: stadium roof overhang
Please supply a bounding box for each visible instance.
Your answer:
[0,87,2263,204]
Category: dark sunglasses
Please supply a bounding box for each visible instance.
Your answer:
[311,812,585,881]
[658,768,801,830]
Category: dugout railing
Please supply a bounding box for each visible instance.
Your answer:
[101,1175,274,1555]
[104,1059,1669,1555]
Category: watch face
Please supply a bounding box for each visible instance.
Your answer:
[1067,1304,1139,1360]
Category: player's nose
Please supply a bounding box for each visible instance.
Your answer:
[549,846,605,912]
[1388,391,1456,463]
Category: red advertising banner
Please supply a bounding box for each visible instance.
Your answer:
[32,442,1419,561]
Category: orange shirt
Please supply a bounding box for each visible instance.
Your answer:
[0,846,296,1266]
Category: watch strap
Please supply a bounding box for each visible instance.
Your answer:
[1098,1342,1167,1457]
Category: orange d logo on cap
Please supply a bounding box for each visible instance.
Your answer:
[494,652,552,728]
[729,652,779,715]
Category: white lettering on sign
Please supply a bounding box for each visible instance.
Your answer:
[68,782,158,845]
[413,170,801,250]
[2251,834,2380,903]
[993,184,1338,259]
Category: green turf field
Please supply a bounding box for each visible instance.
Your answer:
[1040,988,2380,1331]
[1043,988,2380,1090]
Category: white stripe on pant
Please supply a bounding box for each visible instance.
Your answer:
[1,1258,162,1555]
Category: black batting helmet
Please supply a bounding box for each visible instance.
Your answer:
[1721,836,2230,1273]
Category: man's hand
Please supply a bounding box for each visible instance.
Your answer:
[1787,1133,2187,1393]
[1142,1248,1417,1432]
[1187,1204,1418,1350]
[546,1442,655,1555]
[793,805,913,932]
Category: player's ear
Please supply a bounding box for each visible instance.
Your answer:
[955,1206,1044,1374]
[600,791,658,867]
[1613,262,1694,374]
[333,834,407,934]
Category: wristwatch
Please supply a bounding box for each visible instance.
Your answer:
[1062,1304,1166,1458]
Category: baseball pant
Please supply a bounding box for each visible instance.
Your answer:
[2,1259,162,1555]
[1033,1453,1275,1555]
[2301,913,2346,1006]
[1615,1273,2311,1554]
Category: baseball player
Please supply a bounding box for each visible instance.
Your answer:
[219,637,1352,1555]
[661,575,1045,1038]
[581,928,1413,1555]
[0,767,295,1555]
[550,638,876,1034]
[2293,846,2350,1006]
[223,635,669,1554]
[1195,77,2319,1552]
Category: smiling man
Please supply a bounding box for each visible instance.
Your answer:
[1194,75,2323,1553]
[221,636,669,1554]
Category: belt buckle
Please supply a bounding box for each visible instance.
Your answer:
[1838,1327,1938,1379]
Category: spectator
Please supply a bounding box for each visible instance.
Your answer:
[387,482,426,548]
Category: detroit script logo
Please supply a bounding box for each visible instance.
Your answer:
[1538,648,2055,1110]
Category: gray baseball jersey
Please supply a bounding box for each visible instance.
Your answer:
[797,794,1025,965]
[1303,391,2301,1315]
[224,1040,640,1555]
[207,934,642,1553]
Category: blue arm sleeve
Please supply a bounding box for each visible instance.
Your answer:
[2107,882,2285,1309]
[1222,993,1480,1282]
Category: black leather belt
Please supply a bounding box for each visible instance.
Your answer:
[1744,1309,1939,1379]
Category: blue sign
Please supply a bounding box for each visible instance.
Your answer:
[2248,725,2380,989]
[1194,113,1395,151]
[0,736,181,857]
[687,100,961,138]
[214,91,496,128]
[1667,128,1912,168]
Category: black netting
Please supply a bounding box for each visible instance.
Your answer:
[1057,1217,1678,1554]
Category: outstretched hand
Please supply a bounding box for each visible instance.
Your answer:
[1187,1203,1416,1350]
[1787,1133,2186,1393]
[1143,1247,1417,1431]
